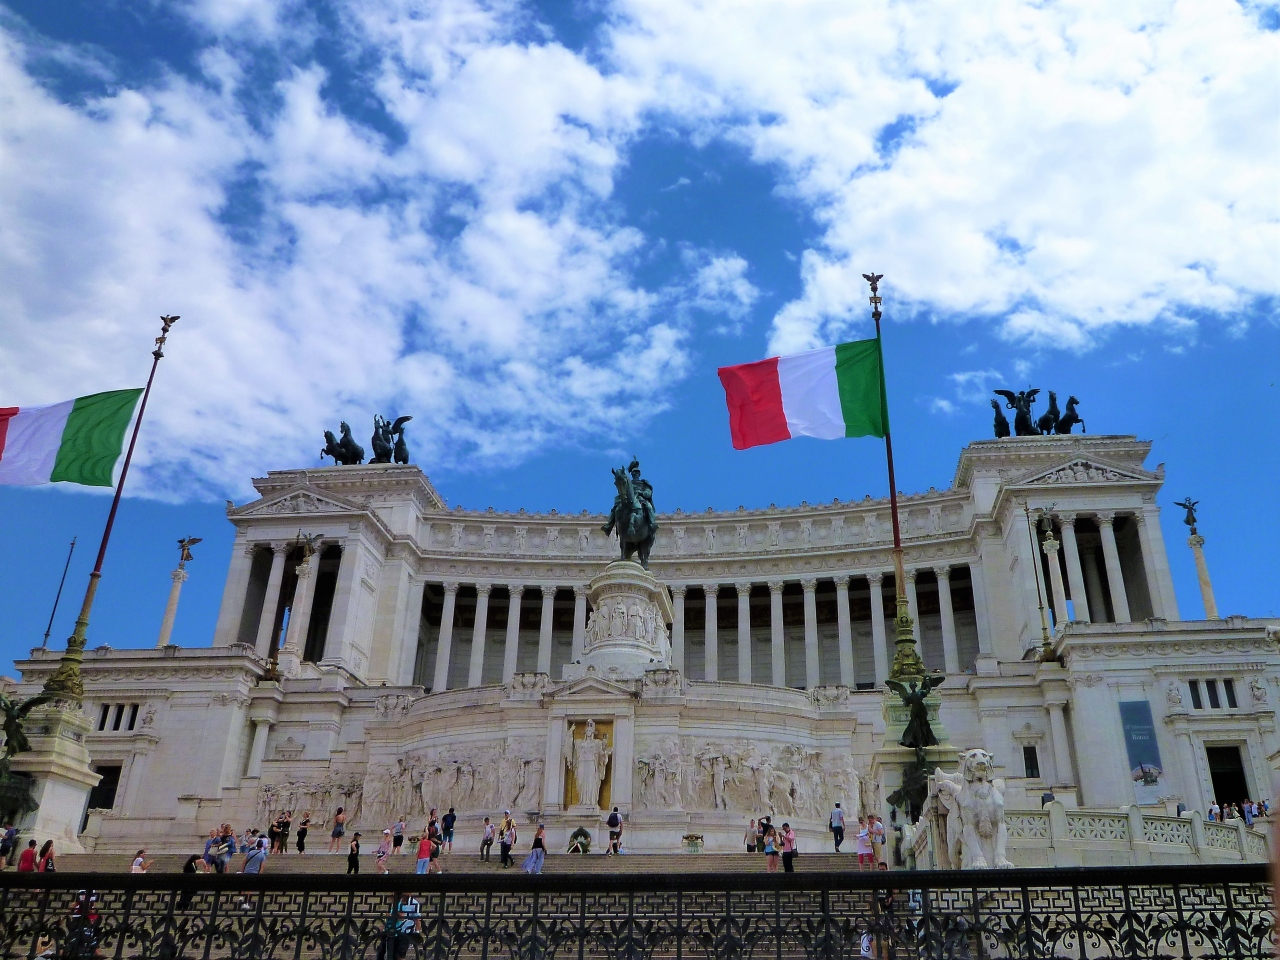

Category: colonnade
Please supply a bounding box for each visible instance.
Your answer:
[426,563,985,693]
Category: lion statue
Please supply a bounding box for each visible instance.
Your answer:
[934,748,1014,869]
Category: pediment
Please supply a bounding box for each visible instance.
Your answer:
[234,487,362,518]
[549,675,638,700]
[1018,458,1154,487]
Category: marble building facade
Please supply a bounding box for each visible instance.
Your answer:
[11,434,1279,855]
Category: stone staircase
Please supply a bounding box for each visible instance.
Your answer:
[53,851,870,875]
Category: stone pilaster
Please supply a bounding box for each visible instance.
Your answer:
[670,585,686,674]
[253,543,287,659]
[1135,507,1178,620]
[278,549,320,677]
[212,538,255,648]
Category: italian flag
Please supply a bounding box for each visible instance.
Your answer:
[0,389,144,487]
[717,338,888,450]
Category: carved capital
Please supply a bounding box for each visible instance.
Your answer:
[933,565,951,581]
[475,583,492,599]
[507,583,525,598]
[1041,537,1060,555]
[768,580,785,595]
[442,581,460,595]
[735,582,752,597]
[800,578,817,593]
[573,584,586,599]
[834,575,851,592]
[670,584,687,600]
[702,584,719,597]
[867,572,885,586]
[1094,511,1116,526]
[1057,512,1077,525]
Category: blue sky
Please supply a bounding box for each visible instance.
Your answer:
[1,0,1277,678]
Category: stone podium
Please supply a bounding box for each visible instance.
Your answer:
[8,703,101,854]
[563,560,674,682]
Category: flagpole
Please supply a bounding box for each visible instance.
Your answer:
[862,274,926,683]
[42,316,178,701]
[40,537,77,649]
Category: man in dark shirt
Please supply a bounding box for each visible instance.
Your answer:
[441,808,457,854]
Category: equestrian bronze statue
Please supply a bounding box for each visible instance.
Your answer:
[602,459,658,569]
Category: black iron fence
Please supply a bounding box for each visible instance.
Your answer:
[0,864,1272,960]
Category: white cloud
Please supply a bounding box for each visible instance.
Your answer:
[606,0,1280,353]
[682,249,759,329]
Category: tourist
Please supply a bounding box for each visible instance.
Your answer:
[276,811,292,854]
[1208,801,1220,822]
[780,823,798,873]
[480,817,495,861]
[606,807,622,854]
[758,816,771,854]
[242,841,268,875]
[441,808,457,854]
[1243,801,1255,826]
[200,829,218,872]
[36,840,55,873]
[328,806,347,853]
[522,823,546,874]
[375,830,393,874]
[1262,799,1270,816]
[392,817,406,855]
[763,826,779,873]
[266,816,279,854]
[415,832,435,874]
[296,813,312,854]
[0,824,16,867]
[16,840,37,872]
[216,824,236,873]
[178,855,200,909]
[347,833,362,874]
[855,819,874,870]
[499,813,516,868]
[130,850,152,873]
[870,815,887,866]
[385,891,420,960]
[1224,803,1237,821]
[744,819,757,853]
[829,802,845,852]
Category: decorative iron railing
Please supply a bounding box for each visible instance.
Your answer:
[0,864,1271,960]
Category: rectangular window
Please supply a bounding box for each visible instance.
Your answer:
[1206,679,1221,709]
[126,704,139,731]
[111,704,125,731]
[98,704,110,731]
[1023,745,1041,780]
[1223,679,1238,709]
[1188,680,1203,710]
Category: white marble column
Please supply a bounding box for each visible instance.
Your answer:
[431,581,459,692]
[537,586,556,674]
[1042,538,1069,630]
[868,573,889,684]
[736,583,752,684]
[1081,542,1109,622]
[703,584,719,682]
[502,585,524,683]
[670,586,686,674]
[1045,699,1073,786]
[396,576,428,685]
[155,568,189,648]
[253,543,287,659]
[1058,515,1091,623]
[1133,511,1168,619]
[935,566,959,674]
[801,578,819,689]
[769,581,786,687]
[467,584,491,687]
[212,539,255,647]
[279,549,320,672]
[245,718,271,779]
[571,586,588,662]
[1137,506,1179,620]
[904,569,921,644]
[835,576,855,687]
[1188,535,1219,619]
[1096,513,1131,623]
[967,562,994,655]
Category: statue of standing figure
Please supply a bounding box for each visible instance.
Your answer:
[370,415,413,464]
[567,720,612,810]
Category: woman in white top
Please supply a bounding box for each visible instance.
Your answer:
[130,850,151,873]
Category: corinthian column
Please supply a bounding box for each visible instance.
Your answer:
[670,586,686,673]
[868,573,888,684]
[571,586,588,661]
[769,581,785,687]
[904,569,921,644]
[1057,514,1091,623]
[1188,534,1219,619]
[703,584,719,682]
[1096,513,1131,623]
[835,576,854,687]
[1042,536,1069,630]
[467,584,492,687]
[431,582,459,692]
[502,585,524,683]
[801,578,819,689]
[935,566,959,674]
[155,568,189,648]
[278,548,320,674]
[736,583,752,683]
[253,544,287,659]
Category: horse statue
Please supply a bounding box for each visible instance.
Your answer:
[1054,396,1084,434]
[994,389,1041,436]
[321,421,365,465]
[990,399,1010,438]
[1036,391,1060,435]
[602,460,657,569]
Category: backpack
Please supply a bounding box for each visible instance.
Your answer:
[607,812,621,829]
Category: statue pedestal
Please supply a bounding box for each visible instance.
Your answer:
[8,703,101,854]
[870,690,954,824]
[563,560,673,682]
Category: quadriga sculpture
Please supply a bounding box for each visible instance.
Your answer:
[934,748,1014,869]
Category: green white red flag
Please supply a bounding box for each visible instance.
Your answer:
[0,389,144,486]
[717,338,888,450]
